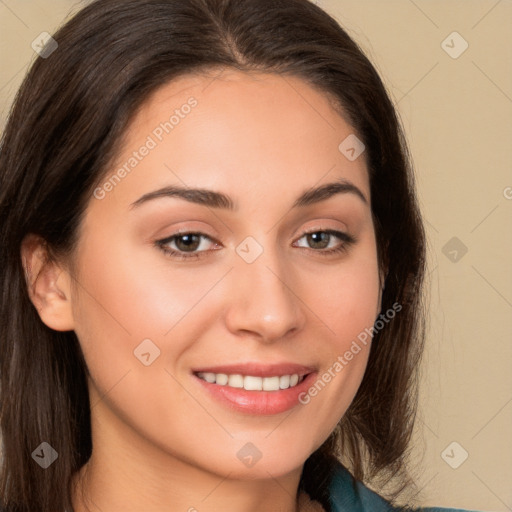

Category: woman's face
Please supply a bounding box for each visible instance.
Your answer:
[66,69,382,480]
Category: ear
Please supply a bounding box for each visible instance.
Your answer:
[20,234,75,331]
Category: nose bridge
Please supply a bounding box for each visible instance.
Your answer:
[224,235,304,341]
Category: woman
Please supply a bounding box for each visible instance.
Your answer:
[0,0,479,511]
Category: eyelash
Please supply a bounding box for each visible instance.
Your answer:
[155,229,356,261]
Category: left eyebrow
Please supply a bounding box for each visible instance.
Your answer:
[128,178,368,211]
[293,179,368,208]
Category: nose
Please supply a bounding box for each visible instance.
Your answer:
[223,245,306,343]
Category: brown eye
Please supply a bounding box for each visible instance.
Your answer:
[174,234,202,252]
[306,232,331,249]
[294,229,356,257]
[156,232,219,260]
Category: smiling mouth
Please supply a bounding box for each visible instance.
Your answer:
[194,372,309,391]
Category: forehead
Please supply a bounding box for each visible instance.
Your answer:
[95,68,370,213]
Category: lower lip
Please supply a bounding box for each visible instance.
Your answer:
[192,372,317,415]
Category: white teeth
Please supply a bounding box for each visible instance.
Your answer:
[216,373,228,385]
[262,376,280,391]
[244,376,263,391]
[228,374,244,388]
[203,372,216,383]
[196,372,305,391]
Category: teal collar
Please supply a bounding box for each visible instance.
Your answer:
[327,460,394,511]
[327,460,478,512]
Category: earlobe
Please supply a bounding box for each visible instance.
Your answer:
[20,234,75,332]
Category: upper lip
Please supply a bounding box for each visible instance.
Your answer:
[192,362,317,378]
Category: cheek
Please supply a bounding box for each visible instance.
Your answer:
[303,236,381,347]
[71,233,217,337]
[69,231,229,388]
[295,236,380,430]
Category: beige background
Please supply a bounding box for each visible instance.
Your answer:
[1,1,511,510]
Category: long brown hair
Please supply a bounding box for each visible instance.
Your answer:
[0,1,426,510]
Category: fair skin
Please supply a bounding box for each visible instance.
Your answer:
[22,69,383,512]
